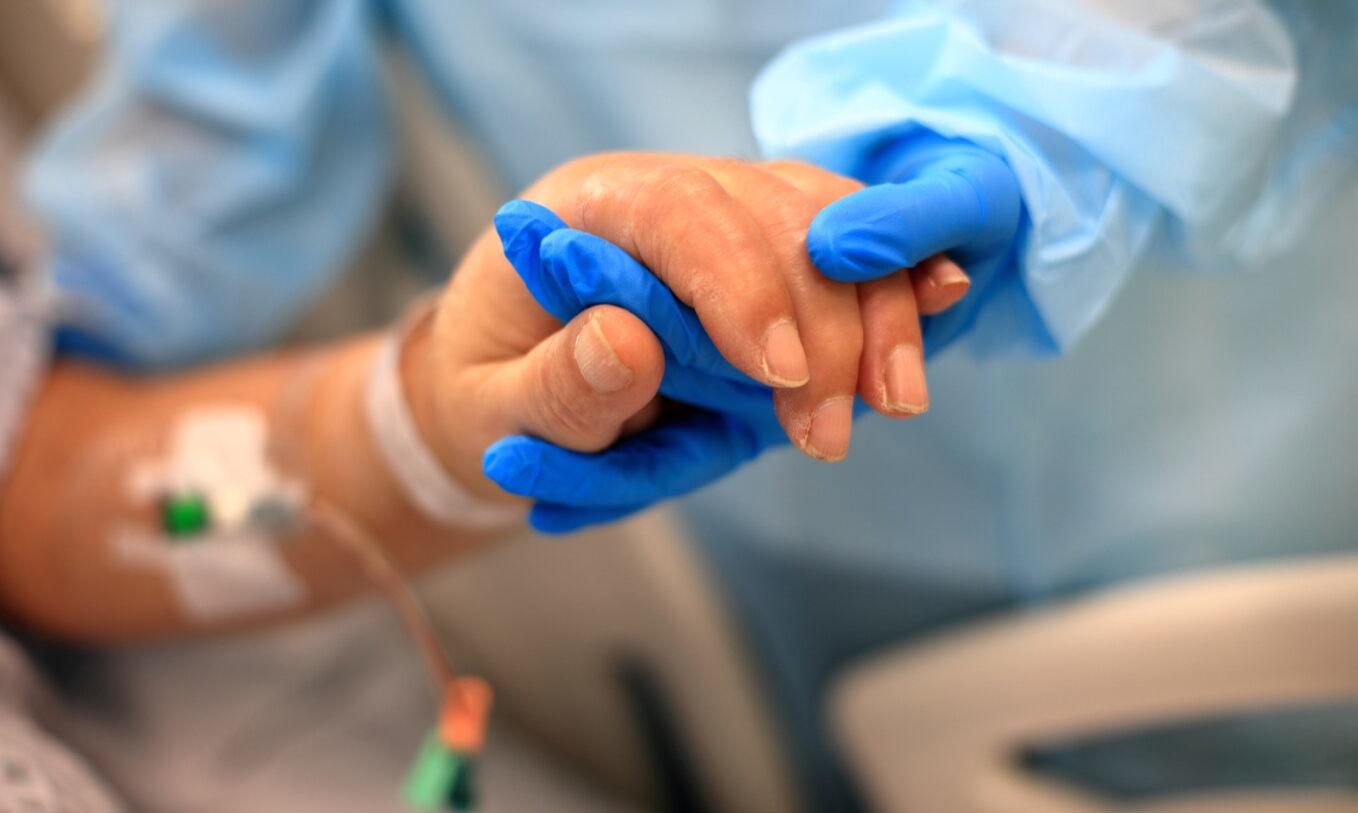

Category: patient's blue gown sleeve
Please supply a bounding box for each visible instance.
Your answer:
[752,0,1358,357]
[24,0,395,368]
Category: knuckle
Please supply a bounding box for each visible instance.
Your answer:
[573,167,618,228]
[572,154,651,226]
[642,165,724,214]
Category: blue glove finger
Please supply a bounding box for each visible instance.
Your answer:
[807,135,1022,283]
[539,229,745,382]
[495,201,745,383]
[483,411,764,508]
[656,360,782,441]
[494,199,569,306]
[528,502,647,535]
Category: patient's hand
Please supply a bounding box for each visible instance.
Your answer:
[526,154,974,441]
[397,153,981,529]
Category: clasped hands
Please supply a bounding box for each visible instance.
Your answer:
[401,133,1022,532]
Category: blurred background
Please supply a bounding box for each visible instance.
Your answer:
[2,3,1357,813]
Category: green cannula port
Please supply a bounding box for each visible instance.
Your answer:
[161,492,211,538]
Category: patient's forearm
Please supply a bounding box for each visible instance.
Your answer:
[0,336,517,643]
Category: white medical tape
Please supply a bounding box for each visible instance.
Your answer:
[365,300,523,529]
[115,527,306,622]
[116,405,309,622]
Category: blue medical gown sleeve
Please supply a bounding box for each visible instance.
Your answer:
[752,0,1358,357]
[24,0,395,368]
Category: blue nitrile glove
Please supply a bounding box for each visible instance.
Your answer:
[484,201,791,534]
[807,130,1024,357]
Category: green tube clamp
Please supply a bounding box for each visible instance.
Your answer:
[404,731,478,811]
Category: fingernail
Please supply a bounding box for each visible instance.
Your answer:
[762,320,811,387]
[574,316,633,394]
[929,259,970,290]
[885,344,929,415]
[804,396,854,461]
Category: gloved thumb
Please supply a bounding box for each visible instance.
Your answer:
[495,304,665,452]
[807,146,1021,283]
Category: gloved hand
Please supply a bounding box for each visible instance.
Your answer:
[478,143,1020,534]
[484,201,789,533]
[481,179,993,533]
[412,153,910,537]
[806,130,1024,356]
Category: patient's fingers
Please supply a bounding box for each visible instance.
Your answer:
[911,255,971,316]
[761,159,933,419]
[534,156,811,390]
[536,224,745,381]
[761,160,972,313]
[494,209,785,440]
[858,273,928,416]
[695,158,863,461]
[491,304,665,452]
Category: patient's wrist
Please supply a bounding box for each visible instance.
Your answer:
[375,297,525,528]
